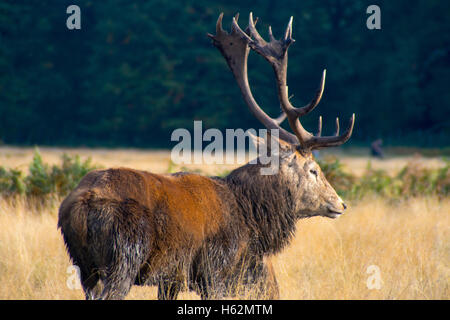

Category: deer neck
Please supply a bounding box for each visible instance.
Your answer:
[224,163,298,255]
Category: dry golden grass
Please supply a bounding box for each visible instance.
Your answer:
[0,196,448,300]
[275,197,449,299]
[0,147,448,299]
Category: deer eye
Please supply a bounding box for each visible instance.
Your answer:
[310,169,318,176]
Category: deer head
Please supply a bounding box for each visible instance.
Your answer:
[209,13,355,219]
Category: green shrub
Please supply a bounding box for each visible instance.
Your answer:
[350,162,399,199]
[396,159,450,198]
[319,157,450,200]
[0,150,448,201]
[0,167,26,195]
[0,148,98,199]
[50,154,96,196]
[25,149,53,196]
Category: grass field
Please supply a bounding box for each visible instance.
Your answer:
[0,147,448,299]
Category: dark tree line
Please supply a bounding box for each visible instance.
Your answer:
[0,0,449,148]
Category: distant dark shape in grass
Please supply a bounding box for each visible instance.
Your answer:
[371,139,384,159]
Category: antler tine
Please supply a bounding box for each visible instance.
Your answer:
[293,69,326,117]
[209,13,298,144]
[244,16,258,34]
[268,26,276,42]
[248,12,266,44]
[316,116,322,137]
[240,15,354,150]
[231,16,252,42]
[284,16,294,42]
[307,114,355,148]
[216,12,224,34]
[334,117,340,136]
[237,14,313,145]
[210,13,355,150]
[207,12,225,39]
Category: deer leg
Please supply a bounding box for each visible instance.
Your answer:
[80,269,103,300]
[238,257,279,299]
[259,259,280,300]
[157,278,181,300]
[97,259,139,300]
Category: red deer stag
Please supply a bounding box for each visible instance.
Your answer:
[58,12,355,300]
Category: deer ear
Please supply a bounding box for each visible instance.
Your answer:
[267,131,294,153]
[248,131,269,151]
[248,131,285,154]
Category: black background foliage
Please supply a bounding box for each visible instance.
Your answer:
[0,0,449,148]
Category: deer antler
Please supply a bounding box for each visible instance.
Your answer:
[208,13,298,144]
[209,13,355,150]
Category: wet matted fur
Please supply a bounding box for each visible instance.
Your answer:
[59,144,346,300]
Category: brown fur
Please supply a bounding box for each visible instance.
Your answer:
[58,140,346,300]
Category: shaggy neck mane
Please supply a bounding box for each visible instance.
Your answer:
[224,163,298,255]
